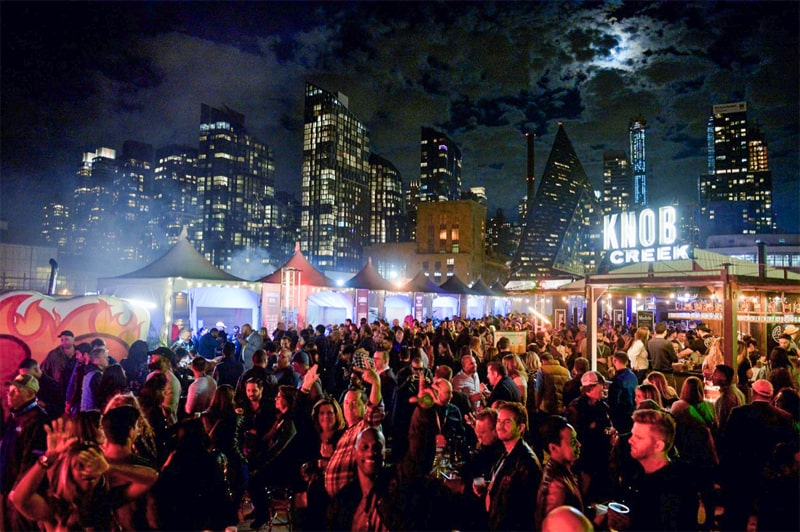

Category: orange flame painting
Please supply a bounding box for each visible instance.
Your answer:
[0,291,150,385]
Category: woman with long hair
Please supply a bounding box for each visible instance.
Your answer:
[634,383,663,408]
[702,337,725,384]
[11,418,154,531]
[736,340,753,402]
[627,327,650,382]
[201,384,247,511]
[69,409,105,446]
[104,393,158,465]
[436,340,457,372]
[138,373,173,467]
[300,397,347,531]
[503,353,528,404]
[679,376,717,430]
[646,371,679,408]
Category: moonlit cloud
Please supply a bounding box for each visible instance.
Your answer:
[1,1,797,242]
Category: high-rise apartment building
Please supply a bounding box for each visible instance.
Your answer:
[487,208,516,257]
[602,149,632,214]
[197,104,275,270]
[151,144,199,249]
[405,179,421,240]
[512,124,602,279]
[368,153,406,244]
[273,191,303,265]
[629,116,647,207]
[301,83,370,273]
[71,147,117,258]
[115,141,153,263]
[698,102,773,238]
[41,198,70,250]
[419,126,462,202]
[468,186,487,206]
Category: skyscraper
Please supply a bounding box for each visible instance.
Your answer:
[71,147,117,258]
[419,126,462,202]
[41,198,70,250]
[151,144,199,248]
[368,153,406,245]
[301,83,370,272]
[273,191,303,265]
[512,124,602,279]
[602,149,632,214]
[405,179,421,240]
[629,116,647,207]
[115,140,153,263]
[698,102,773,237]
[197,104,275,270]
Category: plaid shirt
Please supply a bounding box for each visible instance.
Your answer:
[324,401,385,497]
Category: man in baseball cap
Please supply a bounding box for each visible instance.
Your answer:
[721,375,794,530]
[567,370,613,503]
[1,373,47,531]
[41,330,77,401]
[7,374,39,395]
[751,379,774,400]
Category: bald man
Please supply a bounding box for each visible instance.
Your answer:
[542,505,594,532]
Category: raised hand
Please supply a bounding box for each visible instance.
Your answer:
[44,417,77,455]
[302,364,320,391]
[78,446,110,477]
[354,365,379,386]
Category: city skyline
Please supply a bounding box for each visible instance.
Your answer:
[2,1,799,244]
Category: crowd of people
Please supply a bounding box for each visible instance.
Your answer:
[1,315,798,531]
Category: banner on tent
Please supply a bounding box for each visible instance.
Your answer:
[356,289,369,324]
[414,292,425,322]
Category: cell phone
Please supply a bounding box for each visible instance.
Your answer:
[353,350,374,370]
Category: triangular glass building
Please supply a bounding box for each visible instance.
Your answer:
[512,124,602,279]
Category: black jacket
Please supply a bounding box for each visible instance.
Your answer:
[486,438,542,531]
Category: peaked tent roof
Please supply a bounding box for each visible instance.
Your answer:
[439,274,476,295]
[258,243,335,287]
[470,278,495,296]
[112,236,246,281]
[343,258,396,291]
[490,281,508,296]
[401,270,446,294]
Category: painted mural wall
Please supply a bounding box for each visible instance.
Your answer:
[0,290,149,385]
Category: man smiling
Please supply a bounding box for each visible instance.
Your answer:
[484,401,542,530]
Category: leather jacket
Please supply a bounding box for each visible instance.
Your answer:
[486,438,542,530]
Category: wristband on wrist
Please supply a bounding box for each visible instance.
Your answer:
[38,454,52,469]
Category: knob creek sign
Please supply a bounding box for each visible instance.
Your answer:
[603,206,691,266]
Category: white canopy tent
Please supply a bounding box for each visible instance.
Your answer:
[98,235,260,344]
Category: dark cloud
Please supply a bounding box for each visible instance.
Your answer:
[1,0,798,241]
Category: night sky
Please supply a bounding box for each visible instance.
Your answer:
[2,1,798,244]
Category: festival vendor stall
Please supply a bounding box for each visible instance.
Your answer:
[438,274,476,319]
[399,270,446,322]
[583,248,800,371]
[98,234,260,345]
[343,258,396,324]
[257,243,341,331]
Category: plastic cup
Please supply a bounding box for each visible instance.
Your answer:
[472,476,486,493]
[608,502,629,515]
[608,502,630,532]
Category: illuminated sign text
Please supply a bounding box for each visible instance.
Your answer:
[603,206,690,265]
